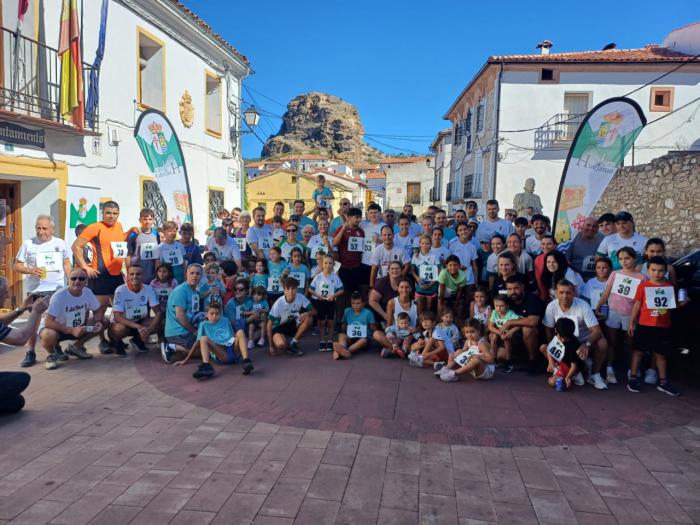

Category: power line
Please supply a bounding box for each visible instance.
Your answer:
[244,85,289,109]
[365,136,427,155]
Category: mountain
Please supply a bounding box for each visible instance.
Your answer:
[260,92,384,163]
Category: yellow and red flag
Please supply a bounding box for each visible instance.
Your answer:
[59,0,84,128]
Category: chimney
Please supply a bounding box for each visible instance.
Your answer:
[536,40,553,55]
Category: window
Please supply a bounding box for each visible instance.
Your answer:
[257,202,267,212]
[137,28,165,111]
[541,69,554,81]
[453,121,462,146]
[463,174,474,198]
[650,87,674,112]
[208,188,224,226]
[205,72,222,136]
[476,100,485,133]
[141,179,167,227]
[406,182,421,204]
[465,110,472,153]
[563,93,590,140]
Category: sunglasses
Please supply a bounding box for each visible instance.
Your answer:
[287,229,298,232]
[70,276,86,282]
[235,287,246,292]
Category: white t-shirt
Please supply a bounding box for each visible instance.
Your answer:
[16,237,70,292]
[206,236,242,262]
[307,234,337,260]
[514,251,534,274]
[543,297,599,342]
[428,246,450,265]
[246,224,274,258]
[360,220,386,265]
[525,235,543,256]
[448,238,478,284]
[596,232,648,268]
[475,218,514,243]
[393,233,414,259]
[370,244,409,278]
[581,277,607,307]
[548,268,585,300]
[112,284,159,321]
[157,241,185,266]
[269,294,312,325]
[310,272,344,298]
[41,287,100,330]
[433,323,460,353]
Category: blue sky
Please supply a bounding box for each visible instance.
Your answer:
[182,1,697,159]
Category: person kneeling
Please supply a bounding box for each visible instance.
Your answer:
[334,292,377,360]
[267,276,316,357]
[175,302,253,379]
[436,319,495,382]
[540,318,584,391]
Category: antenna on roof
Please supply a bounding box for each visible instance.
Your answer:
[536,40,553,55]
[602,43,617,50]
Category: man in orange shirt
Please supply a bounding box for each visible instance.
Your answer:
[72,201,127,354]
[264,201,287,228]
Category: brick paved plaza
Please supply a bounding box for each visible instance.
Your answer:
[1,343,699,524]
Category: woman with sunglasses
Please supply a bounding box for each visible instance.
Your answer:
[38,267,108,369]
[278,224,307,262]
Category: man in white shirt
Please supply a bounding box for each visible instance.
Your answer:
[206,227,242,268]
[369,226,410,287]
[476,200,514,243]
[247,207,274,260]
[448,222,479,285]
[543,279,609,389]
[595,211,648,270]
[14,214,72,368]
[525,214,550,256]
[360,203,385,269]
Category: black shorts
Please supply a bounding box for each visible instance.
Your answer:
[89,273,124,296]
[338,265,369,293]
[313,299,336,321]
[272,321,297,338]
[634,324,672,356]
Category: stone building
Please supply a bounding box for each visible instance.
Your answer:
[592,152,699,256]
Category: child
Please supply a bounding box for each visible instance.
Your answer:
[224,278,253,333]
[157,221,186,283]
[595,246,647,384]
[202,251,217,266]
[469,286,492,330]
[628,256,684,396]
[433,309,460,360]
[245,286,269,349]
[285,247,310,294]
[334,291,377,360]
[476,239,492,286]
[174,302,253,378]
[127,208,159,284]
[437,255,467,318]
[411,234,441,315]
[251,259,269,292]
[429,228,450,262]
[408,311,445,368]
[309,255,344,352]
[266,246,288,306]
[312,174,334,213]
[540,317,583,390]
[199,262,226,307]
[582,257,612,310]
[271,216,286,243]
[267,276,316,356]
[486,235,506,280]
[487,295,520,373]
[641,238,677,286]
[514,217,529,242]
[436,319,495,382]
[180,223,203,266]
[382,311,415,359]
[150,263,177,310]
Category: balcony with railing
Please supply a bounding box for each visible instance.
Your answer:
[0,27,99,133]
[533,113,584,151]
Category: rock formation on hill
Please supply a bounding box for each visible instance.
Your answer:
[261,92,384,163]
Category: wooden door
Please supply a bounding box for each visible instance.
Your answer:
[0,182,21,309]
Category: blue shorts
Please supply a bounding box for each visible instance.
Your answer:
[212,344,240,365]
[234,318,246,332]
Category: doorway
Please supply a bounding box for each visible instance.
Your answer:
[0,182,21,308]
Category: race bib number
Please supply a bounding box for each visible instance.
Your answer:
[162,246,183,266]
[346,323,367,338]
[37,252,62,272]
[310,244,327,260]
[363,239,374,253]
[67,308,85,328]
[317,197,329,209]
[140,242,156,260]
[234,238,247,252]
[126,304,147,321]
[209,289,221,303]
[319,281,334,298]
[419,264,438,282]
[158,288,171,301]
[547,337,565,362]
[111,242,128,258]
[611,273,641,300]
[267,276,281,294]
[645,286,676,310]
[348,237,363,252]
[289,271,306,288]
[455,346,479,367]
[260,237,273,250]
[191,294,200,312]
[582,256,597,274]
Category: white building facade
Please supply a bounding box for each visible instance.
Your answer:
[381,157,434,215]
[0,0,250,304]
[443,23,700,218]
[429,129,452,210]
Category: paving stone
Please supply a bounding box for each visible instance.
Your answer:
[259,477,310,518]
[387,440,420,475]
[451,445,487,480]
[493,501,539,525]
[50,480,124,525]
[236,460,285,495]
[281,447,324,480]
[454,478,496,522]
[630,482,694,523]
[7,498,71,525]
[574,511,619,525]
[419,460,454,496]
[170,509,216,524]
[419,493,458,524]
[212,493,265,524]
[306,464,350,501]
[515,458,560,491]
[604,496,655,524]
[528,487,577,524]
[293,498,340,524]
[184,473,243,512]
[297,430,332,449]
[321,433,360,467]
[129,487,195,524]
[555,475,608,514]
[381,472,419,512]
[377,506,418,524]
[487,468,529,505]
[349,452,387,487]
[336,481,382,525]
[111,469,178,507]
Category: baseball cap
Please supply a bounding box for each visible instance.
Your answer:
[222,218,233,226]
[467,218,479,226]
[614,211,633,222]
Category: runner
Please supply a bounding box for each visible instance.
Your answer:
[369,225,409,288]
[126,208,160,285]
[247,207,274,260]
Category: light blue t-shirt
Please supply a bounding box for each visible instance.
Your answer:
[312,187,333,208]
[287,263,311,290]
[268,260,288,278]
[329,216,344,235]
[198,279,225,307]
[441,227,457,243]
[342,307,376,328]
[165,282,200,337]
[250,273,268,290]
[299,216,318,236]
[197,317,234,346]
[224,297,253,322]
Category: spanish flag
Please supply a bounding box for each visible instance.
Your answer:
[59,0,84,128]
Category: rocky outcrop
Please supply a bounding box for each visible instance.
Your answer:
[261,92,384,163]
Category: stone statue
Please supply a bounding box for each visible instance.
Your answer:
[513,178,543,218]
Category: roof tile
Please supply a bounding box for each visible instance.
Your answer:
[489,44,694,63]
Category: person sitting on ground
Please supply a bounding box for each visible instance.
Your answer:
[39,267,107,369]
[109,265,162,356]
[436,318,496,382]
[333,291,377,360]
[162,264,203,364]
[502,275,545,374]
[267,276,315,357]
[245,286,270,349]
[174,302,253,379]
[379,311,416,359]
[541,317,584,391]
[408,310,444,368]
[487,295,520,373]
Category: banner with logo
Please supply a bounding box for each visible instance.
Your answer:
[64,184,100,247]
[134,109,193,228]
[553,97,646,243]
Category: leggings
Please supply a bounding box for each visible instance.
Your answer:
[0,372,31,415]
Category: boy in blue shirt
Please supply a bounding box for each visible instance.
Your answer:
[312,175,334,216]
[224,279,253,332]
[333,292,378,360]
[174,302,253,379]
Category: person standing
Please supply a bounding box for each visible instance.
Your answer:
[596,211,648,270]
[360,203,385,271]
[126,208,160,285]
[564,217,604,280]
[247,207,274,261]
[475,200,514,243]
[14,215,72,367]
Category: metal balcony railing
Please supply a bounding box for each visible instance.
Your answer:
[0,27,99,132]
[533,112,585,151]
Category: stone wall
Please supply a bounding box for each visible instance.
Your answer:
[592,152,700,256]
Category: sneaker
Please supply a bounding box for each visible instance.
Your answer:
[257,337,266,347]
[326,341,334,352]
[65,345,93,360]
[504,361,514,374]
[55,348,69,361]
[627,369,642,380]
[644,368,658,385]
[193,363,215,380]
[160,342,176,364]
[439,369,459,382]
[45,353,59,370]
[248,340,255,351]
[606,367,618,385]
[241,358,254,375]
[286,341,303,357]
[588,373,608,390]
[131,336,148,353]
[433,361,446,372]
[657,381,680,397]
[627,378,641,393]
[380,348,394,359]
[114,343,127,358]
[20,351,36,368]
[318,341,327,352]
[573,372,585,386]
[408,353,424,368]
[98,341,113,354]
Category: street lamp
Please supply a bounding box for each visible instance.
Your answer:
[243,105,260,128]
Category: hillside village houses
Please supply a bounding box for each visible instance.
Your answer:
[0,0,250,304]
[429,129,453,210]
[439,22,700,218]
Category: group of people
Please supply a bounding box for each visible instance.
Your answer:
[0,173,689,414]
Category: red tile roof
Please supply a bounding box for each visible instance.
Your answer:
[380,156,430,165]
[489,45,694,63]
[366,170,386,179]
[244,161,266,168]
[170,0,249,65]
